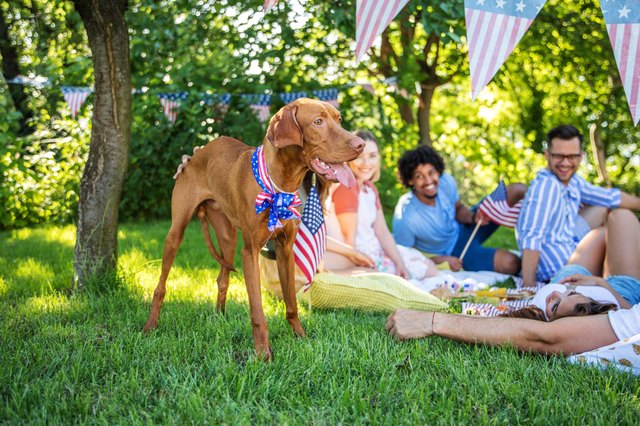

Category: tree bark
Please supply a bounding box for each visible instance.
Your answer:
[417,85,434,147]
[588,123,610,187]
[0,7,34,135]
[72,0,131,286]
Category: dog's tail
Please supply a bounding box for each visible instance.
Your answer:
[196,206,237,272]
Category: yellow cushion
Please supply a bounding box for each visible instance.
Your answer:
[297,272,449,313]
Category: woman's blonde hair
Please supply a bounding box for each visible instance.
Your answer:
[354,130,381,183]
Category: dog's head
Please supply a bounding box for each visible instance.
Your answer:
[266,98,364,188]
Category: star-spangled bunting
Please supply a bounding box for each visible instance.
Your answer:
[61,86,92,118]
[465,0,547,100]
[264,0,279,12]
[601,1,640,125]
[312,89,340,108]
[252,145,302,232]
[157,92,187,124]
[477,180,522,228]
[356,0,410,62]
[293,183,327,288]
[279,91,307,104]
[204,93,232,117]
[243,94,272,123]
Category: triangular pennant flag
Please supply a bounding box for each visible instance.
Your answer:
[279,91,307,104]
[312,89,340,108]
[360,82,376,96]
[264,0,279,12]
[61,86,92,118]
[157,92,187,124]
[356,0,410,62]
[203,93,232,117]
[242,94,272,123]
[464,0,546,100]
[601,2,640,125]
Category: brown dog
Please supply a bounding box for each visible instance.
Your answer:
[142,98,365,359]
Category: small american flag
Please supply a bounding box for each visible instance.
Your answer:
[465,0,546,100]
[279,92,307,104]
[478,181,522,228]
[312,89,340,108]
[158,92,187,124]
[294,183,327,288]
[355,0,409,62]
[61,86,92,118]
[601,1,640,125]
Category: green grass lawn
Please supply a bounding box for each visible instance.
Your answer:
[1,221,638,424]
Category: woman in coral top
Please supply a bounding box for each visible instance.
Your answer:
[326,130,439,281]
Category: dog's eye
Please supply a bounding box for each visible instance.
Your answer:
[338,116,342,123]
[314,118,323,125]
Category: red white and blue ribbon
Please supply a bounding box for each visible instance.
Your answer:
[252,145,302,231]
[61,86,92,118]
[601,1,640,125]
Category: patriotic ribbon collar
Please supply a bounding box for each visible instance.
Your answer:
[252,146,301,231]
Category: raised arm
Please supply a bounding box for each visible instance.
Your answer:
[385,309,619,355]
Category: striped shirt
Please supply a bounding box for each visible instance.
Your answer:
[516,169,621,281]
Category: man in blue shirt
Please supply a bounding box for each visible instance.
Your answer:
[393,146,525,274]
[517,124,640,287]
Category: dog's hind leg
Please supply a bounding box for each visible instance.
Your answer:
[202,204,238,314]
[274,240,306,337]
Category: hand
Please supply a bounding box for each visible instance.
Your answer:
[559,273,607,287]
[385,309,435,340]
[443,256,462,272]
[347,250,376,269]
[395,262,410,279]
[474,210,490,226]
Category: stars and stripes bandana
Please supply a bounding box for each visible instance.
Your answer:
[478,180,522,228]
[312,89,340,108]
[294,183,327,288]
[158,92,188,124]
[61,86,92,118]
[355,0,410,62]
[601,1,640,125]
[252,145,302,231]
[464,0,546,99]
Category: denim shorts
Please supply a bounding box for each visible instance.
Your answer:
[550,264,592,283]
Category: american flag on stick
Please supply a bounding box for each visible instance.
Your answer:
[478,180,521,228]
[294,181,327,289]
[601,1,640,125]
[464,0,546,100]
[158,92,188,124]
[312,89,340,108]
[355,0,409,62]
[61,86,92,118]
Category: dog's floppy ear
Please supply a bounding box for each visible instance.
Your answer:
[266,105,303,148]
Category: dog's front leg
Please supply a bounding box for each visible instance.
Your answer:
[241,243,272,361]
[275,239,306,338]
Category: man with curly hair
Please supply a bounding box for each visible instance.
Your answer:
[392,146,525,274]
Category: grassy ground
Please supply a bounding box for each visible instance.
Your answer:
[1,221,639,424]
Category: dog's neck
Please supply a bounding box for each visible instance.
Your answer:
[261,143,307,194]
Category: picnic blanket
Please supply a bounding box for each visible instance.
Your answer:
[568,333,640,376]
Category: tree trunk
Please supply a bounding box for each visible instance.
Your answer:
[72,0,131,287]
[0,7,33,135]
[588,123,610,187]
[417,85,434,147]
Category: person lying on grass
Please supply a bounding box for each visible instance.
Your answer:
[504,208,639,321]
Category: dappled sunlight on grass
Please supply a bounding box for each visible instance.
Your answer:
[19,293,74,317]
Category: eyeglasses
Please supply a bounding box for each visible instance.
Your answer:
[548,152,582,163]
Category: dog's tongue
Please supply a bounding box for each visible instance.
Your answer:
[332,162,356,188]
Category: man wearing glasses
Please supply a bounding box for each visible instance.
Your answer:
[517,124,640,287]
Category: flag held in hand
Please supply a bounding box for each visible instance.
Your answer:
[478,180,521,228]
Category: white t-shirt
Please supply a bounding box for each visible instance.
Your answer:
[608,304,640,340]
[532,283,620,319]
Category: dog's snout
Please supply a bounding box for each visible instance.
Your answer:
[350,137,366,152]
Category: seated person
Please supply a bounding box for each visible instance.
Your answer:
[393,146,525,274]
[326,130,439,281]
[506,208,639,321]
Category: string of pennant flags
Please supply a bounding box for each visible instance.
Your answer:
[6,78,393,124]
[264,0,640,125]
